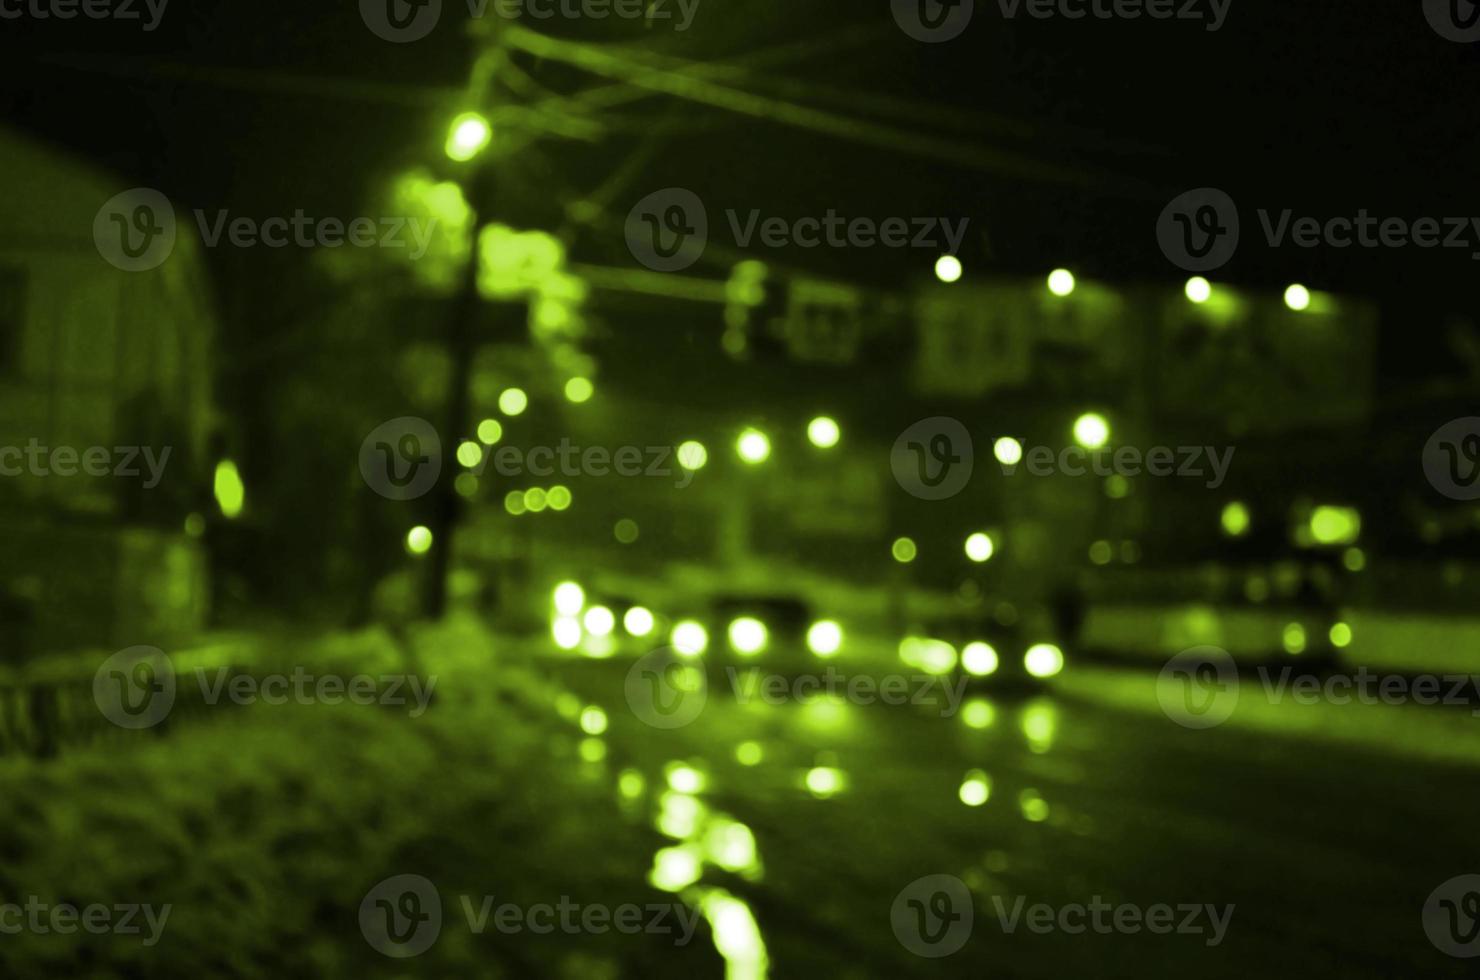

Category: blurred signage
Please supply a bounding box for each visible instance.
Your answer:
[1154,292,1376,432]
[778,277,862,365]
[772,457,886,537]
[911,283,1032,396]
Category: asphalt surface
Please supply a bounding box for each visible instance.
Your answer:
[541,642,1480,978]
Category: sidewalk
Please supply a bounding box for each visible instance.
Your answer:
[0,615,719,977]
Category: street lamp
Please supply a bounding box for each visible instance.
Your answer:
[445,112,492,162]
[807,416,840,449]
[935,255,963,283]
[1072,413,1110,450]
[736,428,770,464]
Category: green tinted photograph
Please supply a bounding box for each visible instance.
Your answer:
[0,2,1478,976]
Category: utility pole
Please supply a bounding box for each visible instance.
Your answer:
[422,46,503,619]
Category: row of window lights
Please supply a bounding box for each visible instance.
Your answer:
[936,259,1316,313]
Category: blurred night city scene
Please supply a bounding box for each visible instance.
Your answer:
[3,2,1480,977]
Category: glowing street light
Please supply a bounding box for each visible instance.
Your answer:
[806,620,843,658]
[962,642,999,677]
[736,428,770,464]
[214,459,245,519]
[1072,412,1110,450]
[499,387,528,416]
[993,437,1023,467]
[445,112,492,162]
[564,377,594,404]
[1221,501,1251,538]
[935,255,963,283]
[553,581,585,616]
[583,605,616,637]
[677,440,708,471]
[405,525,433,556]
[728,617,768,656]
[1047,268,1076,297]
[1024,643,1065,678]
[807,416,841,449]
[671,620,708,656]
[624,606,656,637]
[964,532,995,563]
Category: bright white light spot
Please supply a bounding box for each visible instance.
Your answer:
[583,605,615,636]
[624,606,655,637]
[553,582,584,616]
[965,532,995,563]
[935,255,963,283]
[962,641,999,677]
[806,620,843,658]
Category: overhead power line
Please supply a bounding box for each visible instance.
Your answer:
[502,25,1158,193]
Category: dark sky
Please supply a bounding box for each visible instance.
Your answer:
[3,3,1477,375]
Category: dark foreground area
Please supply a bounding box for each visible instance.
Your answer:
[6,617,1475,978]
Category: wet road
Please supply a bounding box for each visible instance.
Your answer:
[539,645,1480,978]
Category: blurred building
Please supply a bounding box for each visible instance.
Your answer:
[0,128,215,655]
